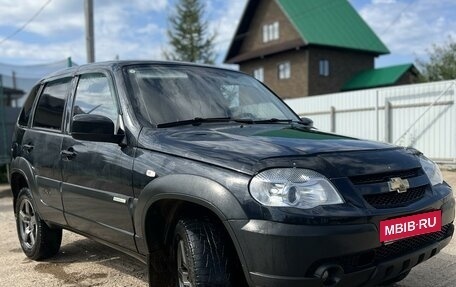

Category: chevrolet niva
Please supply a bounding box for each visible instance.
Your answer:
[9,61,454,287]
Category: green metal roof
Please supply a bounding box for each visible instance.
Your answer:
[277,0,390,55]
[342,64,414,91]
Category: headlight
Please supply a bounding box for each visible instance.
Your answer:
[419,156,443,186]
[249,168,344,209]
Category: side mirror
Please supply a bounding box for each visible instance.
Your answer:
[71,114,123,143]
[300,117,314,128]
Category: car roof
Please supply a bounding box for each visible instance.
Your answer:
[41,60,241,82]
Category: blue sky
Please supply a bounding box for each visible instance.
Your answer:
[0,0,455,69]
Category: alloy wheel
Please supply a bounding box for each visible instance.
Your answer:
[177,239,192,287]
[18,198,37,249]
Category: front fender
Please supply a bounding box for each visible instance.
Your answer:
[133,173,247,253]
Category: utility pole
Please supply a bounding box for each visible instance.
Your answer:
[84,0,95,63]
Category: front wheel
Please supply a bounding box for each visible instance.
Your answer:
[173,218,244,287]
[15,188,62,260]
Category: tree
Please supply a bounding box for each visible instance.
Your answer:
[416,36,456,82]
[164,0,216,64]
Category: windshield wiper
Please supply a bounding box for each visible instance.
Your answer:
[231,118,293,124]
[157,117,232,128]
[232,118,314,129]
[157,117,314,129]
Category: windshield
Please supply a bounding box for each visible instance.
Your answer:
[123,65,299,126]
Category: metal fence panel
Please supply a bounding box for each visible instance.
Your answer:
[0,108,20,164]
[285,80,456,163]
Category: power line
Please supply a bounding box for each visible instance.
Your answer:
[379,0,416,36]
[0,0,52,45]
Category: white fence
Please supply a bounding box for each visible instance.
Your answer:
[285,80,456,163]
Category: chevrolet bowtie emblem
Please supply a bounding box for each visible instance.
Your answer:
[388,177,410,193]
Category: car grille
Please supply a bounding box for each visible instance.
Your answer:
[363,185,427,209]
[309,224,454,274]
[350,168,421,185]
[348,168,427,209]
[374,224,453,261]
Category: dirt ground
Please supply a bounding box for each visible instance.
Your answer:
[0,170,455,287]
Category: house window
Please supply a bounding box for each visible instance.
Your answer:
[253,67,264,82]
[262,21,279,43]
[319,59,330,76]
[278,62,291,79]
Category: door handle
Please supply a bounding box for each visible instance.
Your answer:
[60,148,77,160]
[22,144,34,152]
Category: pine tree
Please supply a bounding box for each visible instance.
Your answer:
[164,0,216,64]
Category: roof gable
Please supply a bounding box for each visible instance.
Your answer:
[277,0,389,54]
[225,0,389,63]
[342,64,415,91]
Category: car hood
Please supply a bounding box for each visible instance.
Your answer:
[137,124,401,175]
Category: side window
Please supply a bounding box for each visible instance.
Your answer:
[278,62,291,80]
[319,59,330,76]
[73,73,118,127]
[262,21,279,43]
[33,78,71,130]
[253,67,264,82]
[18,84,41,126]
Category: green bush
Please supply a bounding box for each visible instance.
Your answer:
[0,165,7,183]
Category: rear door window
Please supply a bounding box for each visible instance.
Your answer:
[33,78,71,131]
[18,84,41,127]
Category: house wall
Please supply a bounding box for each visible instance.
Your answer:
[240,49,309,99]
[233,0,379,99]
[396,70,419,86]
[307,46,375,96]
[239,0,301,54]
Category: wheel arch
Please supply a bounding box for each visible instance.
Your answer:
[9,157,35,212]
[134,174,247,254]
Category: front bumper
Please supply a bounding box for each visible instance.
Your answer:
[229,195,455,287]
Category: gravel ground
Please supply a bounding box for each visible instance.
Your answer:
[0,170,455,287]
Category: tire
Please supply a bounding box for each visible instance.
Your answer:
[379,270,410,286]
[172,218,244,287]
[15,187,62,260]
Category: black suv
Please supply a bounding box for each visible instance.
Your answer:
[9,61,455,287]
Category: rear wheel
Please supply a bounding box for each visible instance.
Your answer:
[15,188,62,260]
[173,218,244,287]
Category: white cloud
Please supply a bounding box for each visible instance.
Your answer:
[0,0,83,36]
[359,0,456,59]
[0,38,85,63]
[372,0,396,4]
[0,0,168,64]
[131,0,167,12]
[209,0,247,60]
[137,23,163,35]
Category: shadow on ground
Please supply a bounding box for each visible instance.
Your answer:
[31,237,147,286]
[0,187,12,199]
